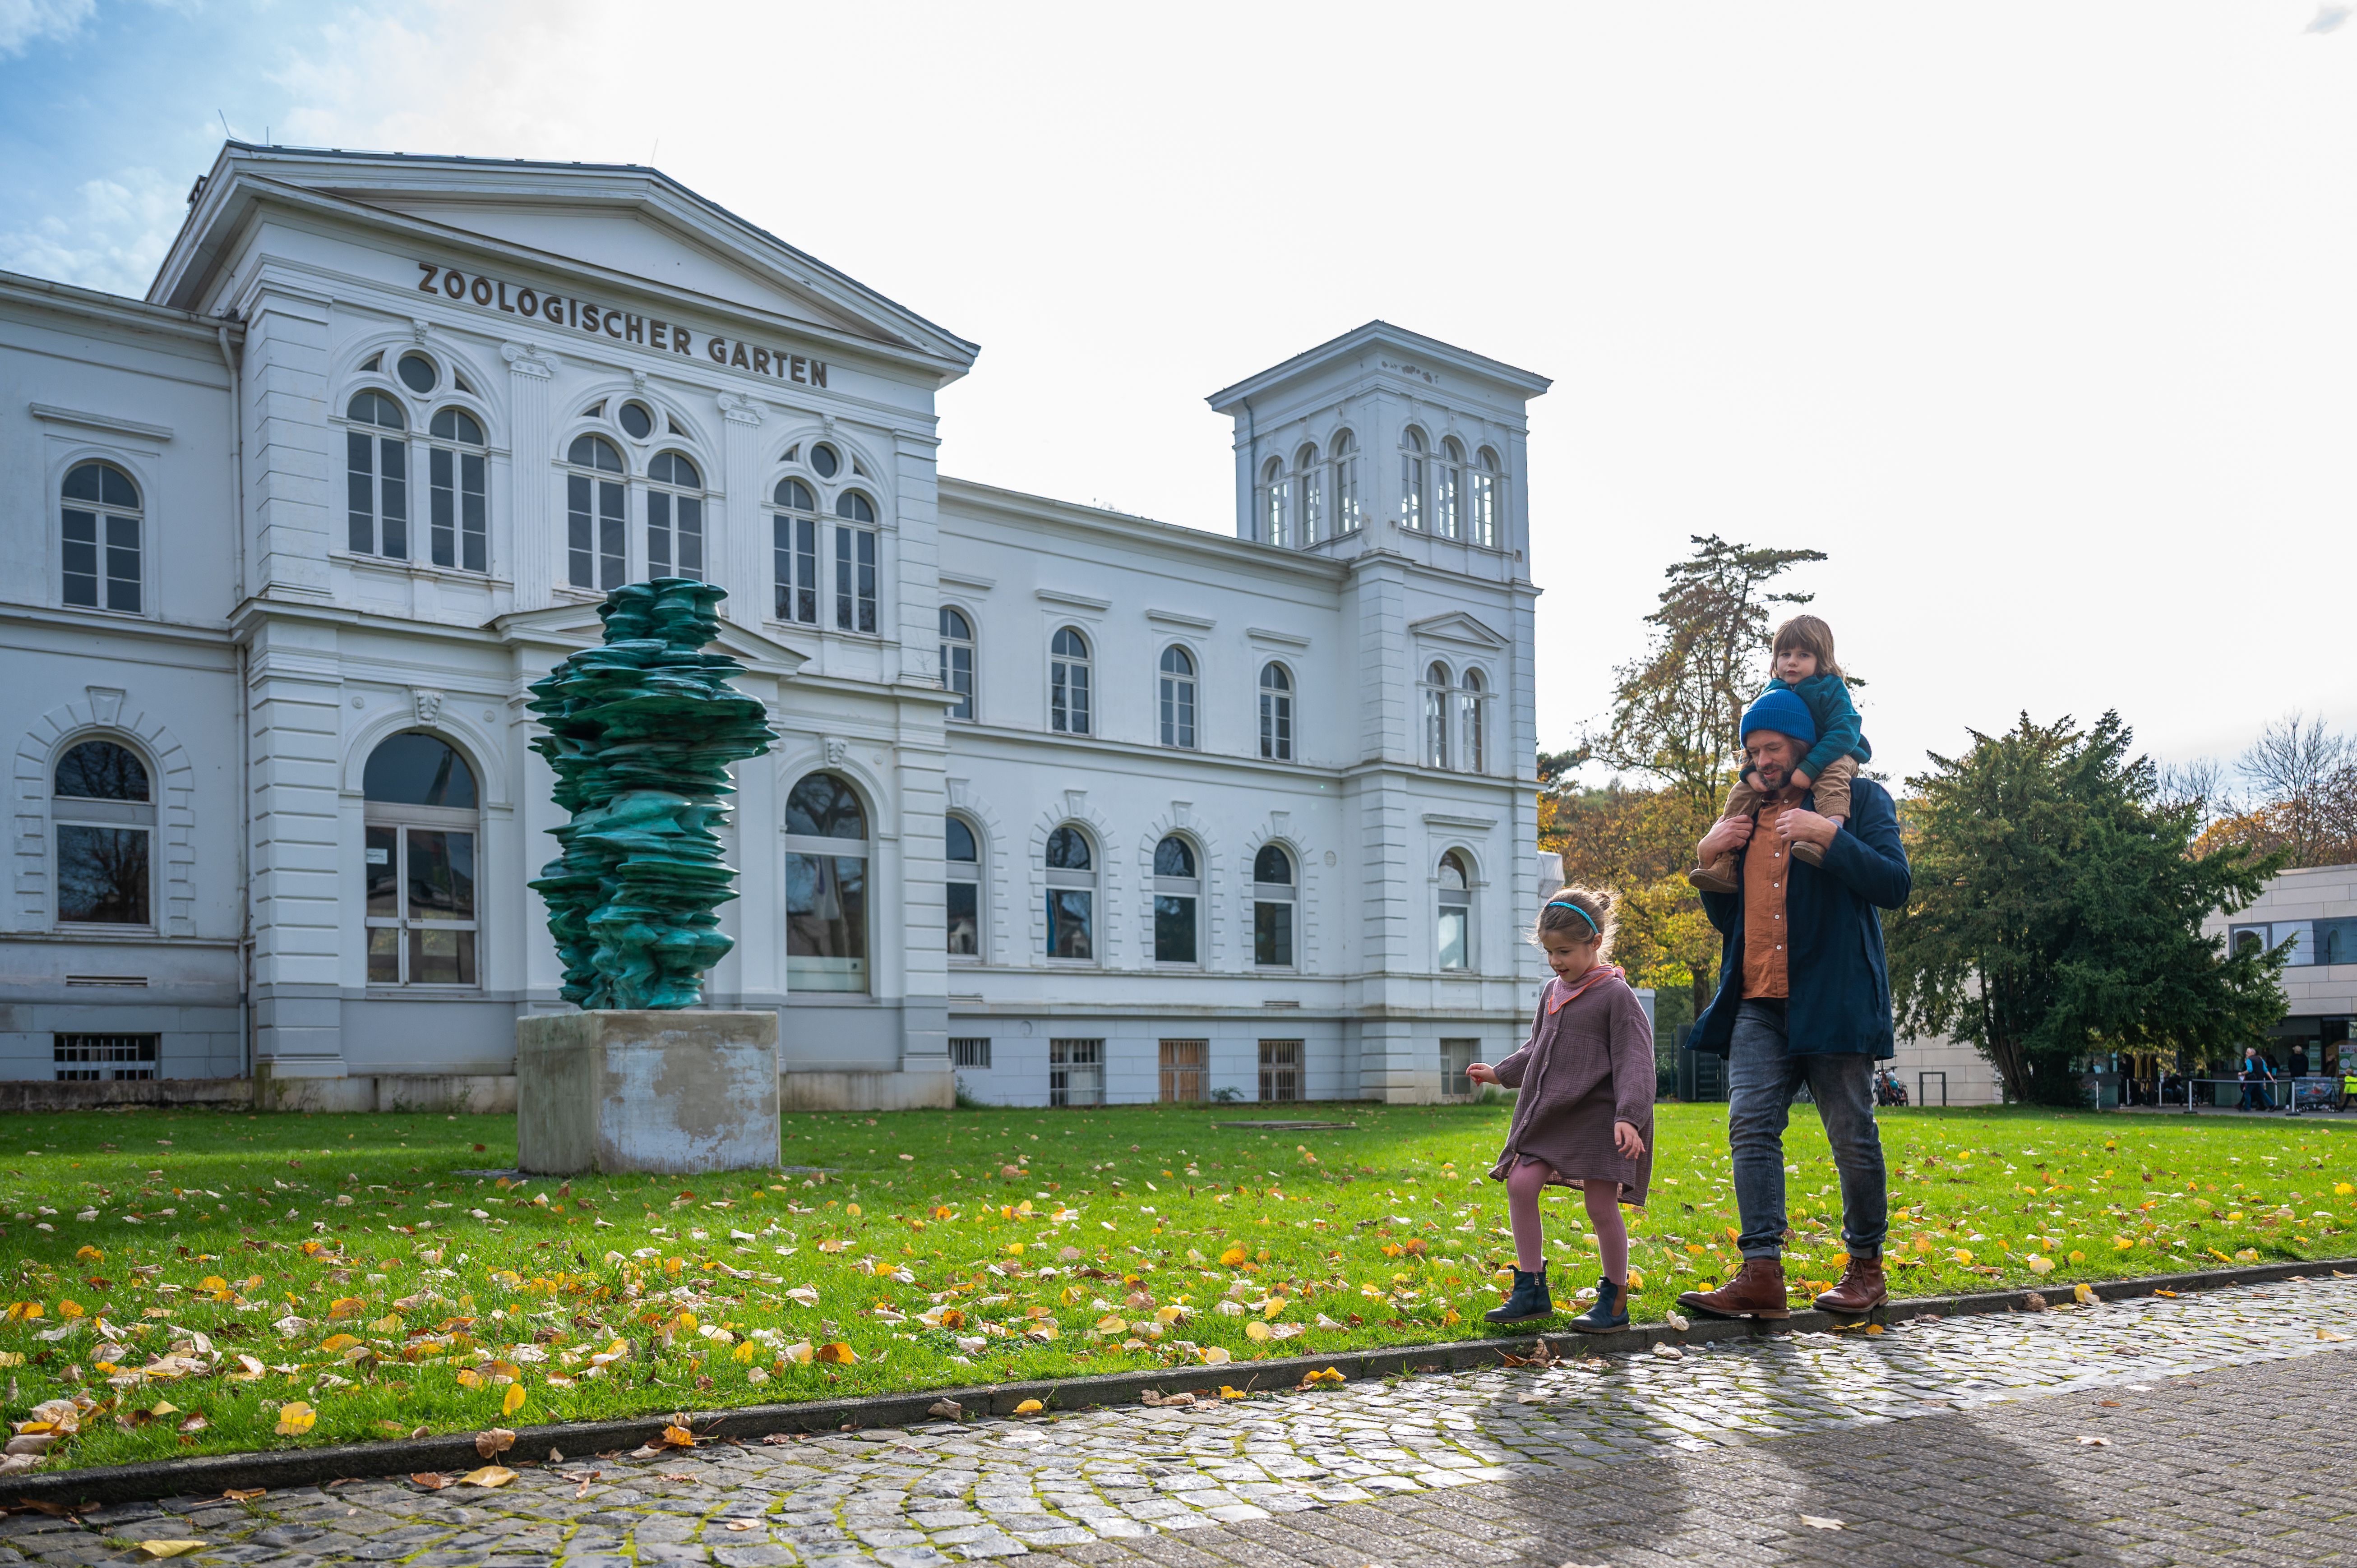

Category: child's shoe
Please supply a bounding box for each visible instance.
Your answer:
[1568,1276,1629,1333]
[1686,857,1739,895]
[1484,1265,1554,1324]
[1789,841,1825,867]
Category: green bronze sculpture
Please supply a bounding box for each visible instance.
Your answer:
[527,579,776,1010]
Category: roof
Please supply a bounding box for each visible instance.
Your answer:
[1205,319,1551,412]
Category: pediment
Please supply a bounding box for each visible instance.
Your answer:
[1406,610,1507,650]
[156,146,976,375]
[495,599,810,681]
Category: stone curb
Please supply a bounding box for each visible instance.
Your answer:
[4,1254,2348,1509]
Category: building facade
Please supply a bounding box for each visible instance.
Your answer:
[0,144,1551,1108]
[2208,864,2356,1076]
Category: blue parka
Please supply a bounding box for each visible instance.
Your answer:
[1690,775,1912,1058]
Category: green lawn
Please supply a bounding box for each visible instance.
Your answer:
[1,1100,2352,1472]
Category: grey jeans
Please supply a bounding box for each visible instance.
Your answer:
[1727,999,1888,1260]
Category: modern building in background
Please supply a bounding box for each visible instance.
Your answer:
[0,144,1550,1108]
[2210,864,2356,1075]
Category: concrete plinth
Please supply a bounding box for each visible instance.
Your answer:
[517,1010,779,1175]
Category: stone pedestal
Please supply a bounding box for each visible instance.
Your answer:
[517,1010,778,1174]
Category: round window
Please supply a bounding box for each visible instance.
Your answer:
[618,401,654,440]
[396,353,436,394]
[810,443,840,479]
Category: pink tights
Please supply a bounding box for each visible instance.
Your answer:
[1507,1158,1629,1282]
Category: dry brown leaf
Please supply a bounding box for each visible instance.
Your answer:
[222,1489,265,1503]
[474,1427,517,1459]
[460,1465,517,1489]
[657,1424,697,1449]
[134,1543,207,1559]
[410,1473,449,1491]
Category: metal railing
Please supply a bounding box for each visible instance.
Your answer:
[2153,1076,2348,1114]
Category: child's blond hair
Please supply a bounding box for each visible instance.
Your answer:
[1532,885,1614,958]
[1772,613,1842,680]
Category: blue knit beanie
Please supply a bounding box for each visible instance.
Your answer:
[1740,687,1817,747]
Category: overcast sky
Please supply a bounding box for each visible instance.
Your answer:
[4,1,2352,791]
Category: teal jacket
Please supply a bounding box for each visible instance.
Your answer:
[1768,672,1871,784]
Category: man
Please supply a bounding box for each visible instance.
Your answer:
[2238,1046,2274,1111]
[1676,689,1912,1320]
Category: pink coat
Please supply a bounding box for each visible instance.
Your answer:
[1485,972,1656,1204]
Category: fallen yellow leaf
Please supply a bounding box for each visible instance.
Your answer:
[815,1341,856,1364]
[502,1383,527,1416]
[135,1544,207,1559]
[273,1402,316,1436]
[1218,1246,1248,1267]
[460,1466,517,1488]
[1013,1398,1044,1414]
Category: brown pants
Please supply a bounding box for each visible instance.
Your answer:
[1723,754,1857,823]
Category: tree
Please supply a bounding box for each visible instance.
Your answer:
[1580,535,1826,1020]
[2195,714,2357,868]
[1885,712,2288,1106]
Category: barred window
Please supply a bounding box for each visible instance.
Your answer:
[1159,1038,1206,1103]
[950,1037,992,1070]
[1050,1038,1104,1107]
[54,1034,156,1082]
[1258,1039,1302,1103]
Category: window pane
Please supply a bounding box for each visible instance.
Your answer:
[1047,890,1093,959]
[947,879,979,956]
[56,741,149,801]
[1046,826,1091,870]
[945,817,977,862]
[1154,836,1196,878]
[405,829,475,921]
[1255,901,1293,967]
[786,853,869,992]
[56,825,148,924]
[461,452,486,573]
[568,474,593,588]
[598,480,625,590]
[379,437,407,559]
[1253,844,1290,885]
[430,446,456,568]
[1438,907,1469,970]
[1155,895,1197,964]
[786,772,866,839]
[677,496,703,581]
[945,642,973,719]
[103,515,140,613]
[347,431,376,553]
[795,517,816,623]
[835,529,853,629]
[410,926,476,986]
[364,733,478,808]
[648,490,673,576]
[62,509,98,606]
[365,824,397,916]
[367,927,401,986]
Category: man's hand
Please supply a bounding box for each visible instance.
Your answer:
[1613,1121,1646,1158]
[1776,807,1839,850]
[1466,1063,1501,1086]
[1697,815,1754,865]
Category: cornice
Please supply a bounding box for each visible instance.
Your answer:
[940,479,1345,586]
[28,404,174,443]
[1206,319,1552,412]
[0,269,236,347]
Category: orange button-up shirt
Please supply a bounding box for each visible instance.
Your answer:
[1741,793,1797,999]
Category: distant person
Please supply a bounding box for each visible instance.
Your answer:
[2238,1046,2274,1111]
[1675,692,1912,1321]
[1465,887,1656,1334]
[2290,1046,2310,1079]
[1690,615,1870,892]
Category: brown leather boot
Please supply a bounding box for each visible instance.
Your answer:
[1677,1257,1791,1320]
[1815,1254,1887,1314]
[1686,856,1739,895]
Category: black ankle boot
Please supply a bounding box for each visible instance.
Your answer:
[1484,1265,1554,1324]
[1569,1276,1629,1333]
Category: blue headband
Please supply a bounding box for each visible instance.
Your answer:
[1545,899,1599,934]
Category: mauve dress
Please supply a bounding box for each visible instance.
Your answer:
[1485,973,1657,1205]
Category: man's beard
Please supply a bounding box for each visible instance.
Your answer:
[1752,762,1788,793]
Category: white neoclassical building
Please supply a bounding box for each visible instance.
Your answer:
[0,144,1550,1110]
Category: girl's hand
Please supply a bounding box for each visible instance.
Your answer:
[1466,1063,1501,1086]
[1613,1121,1647,1158]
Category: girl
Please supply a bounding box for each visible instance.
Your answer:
[1467,887,1655,1332]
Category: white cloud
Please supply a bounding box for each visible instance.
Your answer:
[0,0,92,57]
[0,168,182,297]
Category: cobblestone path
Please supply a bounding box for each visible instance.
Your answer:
[12,1277,2356,1568]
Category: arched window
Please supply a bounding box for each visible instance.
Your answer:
[784,772,869,993]
[1470,447,1501,549]
[1459,667,1487,773]
[1044,825,1095,960]
[940,606,975,721]
[946,815,982,959]
[770,477,818,624]
[1261,456,1290,548]
[645,451,705,581]
[835,492,878,633]
[426,408,487,573]
[1158,646,1197,749]
[60,461,142,613]
[1252,844,1295,968]
[346,390,409,559]
[565,433,626,591]
[362,733,480,987]
[1435,437,1464,540]
[1294,443,1324,544]
[1398,426,1426,531]
[1423,661,1452,769]
[1153,835,1200,964]
[53,739,152,926]
[1331,430,1361,533]
[1437,850,1472,971]
[1050,627,1091,735]
[1259,662,1294,761]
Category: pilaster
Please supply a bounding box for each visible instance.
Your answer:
[502,342,556,609]
[716,392,768,625]
[244,288,333,600]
